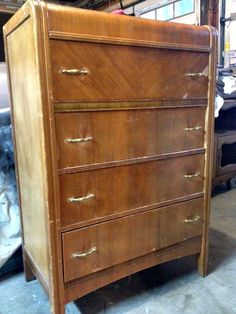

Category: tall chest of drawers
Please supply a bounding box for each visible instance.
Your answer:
[4,1,217,313]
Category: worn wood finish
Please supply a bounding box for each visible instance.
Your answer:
[54,99,208,111]
[60,154,204,228]
[46,3,210,49]
[5,13,50,284]
[50,31,211,52]
[58,149,205,175]
[61,192,204,232]
[4,1,216,313]
[4,1,66,313]
[64,236,202,303]
[56,107,205,169]
[51,41,209,102]
[197,26,217,277]
[63,198,204,282]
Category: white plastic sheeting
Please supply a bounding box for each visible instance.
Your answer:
[215,94,224,118]
[0,63,21,269]
[222,75,236,95]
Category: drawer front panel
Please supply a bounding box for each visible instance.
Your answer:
[60,154,204,227]
[62,198,204,282]
[50,41,209,102]
[56,107,205,170]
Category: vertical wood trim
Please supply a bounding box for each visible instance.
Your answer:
[198,25,217,276]
[38,1,66,313]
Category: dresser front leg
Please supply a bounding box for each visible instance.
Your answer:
[50,300,65,314]
[197,248,208,277]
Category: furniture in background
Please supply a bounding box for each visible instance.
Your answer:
[213,99,236,189]
[4,1,217,313]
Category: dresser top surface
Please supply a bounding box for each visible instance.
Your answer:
[4,0,216,52]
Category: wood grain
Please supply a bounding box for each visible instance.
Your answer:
[61,192,204,232]
[4,2,67,313]
[59,154,204,227]
[5,15,50,284]
[46,3,211,49]
[64,236,202,303]
[50,40,209,102]
[55,107,205,170]
[197,26,218,276]
[54,100,207,111]
[58,149,205,175]
[3,1,217,312]
[49,31,211,52]
[62,198,204,282]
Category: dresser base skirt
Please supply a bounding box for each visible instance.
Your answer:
[64,236,201,303]
[22,236,201,306]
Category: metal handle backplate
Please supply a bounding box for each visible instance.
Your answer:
[184,126,202,132]
[68,193,94,203]
[184,173,200,178]
[71,247,97,259]
[184,216,201,223]
[65,137,93,143]
[61,68,89,75]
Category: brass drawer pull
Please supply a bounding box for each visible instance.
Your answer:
[184,216,201,223]
[65,137,93,143]
[61,68,89,75]
[185,72,207,78]
[184,173,200,178]
[71,247,97,259]
[68,193,94,203]
[184,126,202,132]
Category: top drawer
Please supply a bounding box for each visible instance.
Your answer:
[50,41,209,102]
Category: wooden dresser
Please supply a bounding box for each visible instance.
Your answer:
[4,1,217,313]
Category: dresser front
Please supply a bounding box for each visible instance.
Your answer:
[50,37,211,287]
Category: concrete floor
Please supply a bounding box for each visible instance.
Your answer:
[0,187,236,314]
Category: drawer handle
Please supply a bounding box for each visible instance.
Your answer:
[65,137,93,143]
[61,68,89,75]
[184,216,201,223]
[185,72,207,78]
[68,193,94,203]
[184,126,202,132]
[71,247,97,259]
[184,173,200,178]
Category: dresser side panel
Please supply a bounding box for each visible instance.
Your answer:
[5,16,50,284]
